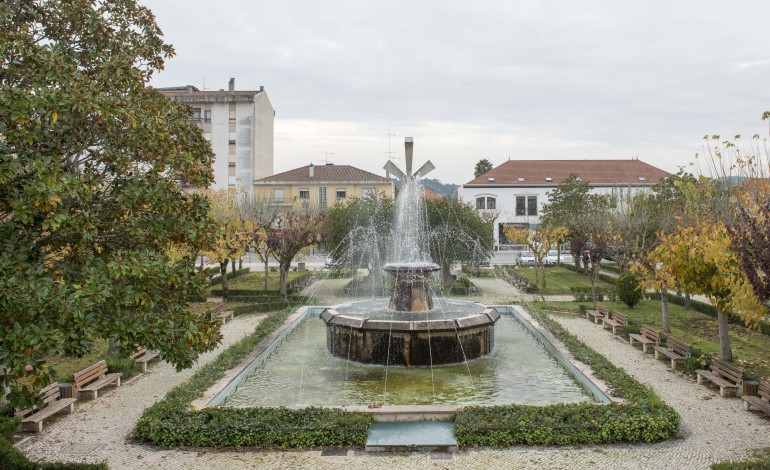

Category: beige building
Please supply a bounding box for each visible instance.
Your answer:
[158,78,274,190]
[253,163,394,208]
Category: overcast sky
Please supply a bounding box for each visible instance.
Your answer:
[143,0,770,184]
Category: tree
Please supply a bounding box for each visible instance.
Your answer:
[203,189,251,298]
[650,222,761,360]
[425,197,493,286]
[239,196,280,290]
[541,175,594,271]
[323,193,394,289]
[267,205,325,301]
[504,225,566,291]
[474,159,493,178]
[0,0,221,407]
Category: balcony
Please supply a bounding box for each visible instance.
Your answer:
[269,198,293,207]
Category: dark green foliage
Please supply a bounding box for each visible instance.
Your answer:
[135,308,373,448]
[617,271,643,308]
[454,309,680,446]
[135,406,372,448]
[106,355,137,378]
[0,0,221,407]
[209,268,251,286]
[597,272,618,285]
[420,178,460,198]
[454,402,679,446]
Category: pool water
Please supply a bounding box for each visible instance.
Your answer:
[222,313,594,407]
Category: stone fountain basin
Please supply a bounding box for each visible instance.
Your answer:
[321,299,499,367]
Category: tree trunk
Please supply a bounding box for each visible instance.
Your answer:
[231,259,236,276]
[263,252,269,290]
[108,337,119,355]
[661,289,670,335]
[239,256,243,270]
[590,265,597,306]
[684,291,691,309]
[716,306,733,361]
[279,261,290,301]
[541,263,547,292]
[220,260,229,299]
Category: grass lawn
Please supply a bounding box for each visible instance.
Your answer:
[208,270,305,293]
[46,339,110,383]
[511,266,615,295]
[535,299,770,382]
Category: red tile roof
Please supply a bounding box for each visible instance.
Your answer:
[255,164,391,183]
[464,159,669,187]
[422,188,442,200]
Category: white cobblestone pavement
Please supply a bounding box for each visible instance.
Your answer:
[17,278,770,469]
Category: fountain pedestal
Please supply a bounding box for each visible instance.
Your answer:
[384,263,440,312]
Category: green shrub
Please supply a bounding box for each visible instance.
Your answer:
[106,354,137,378]
[454,307,681,447]
[617,271,643,308]
[135,308,374,448]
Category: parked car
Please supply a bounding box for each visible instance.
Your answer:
[519,251,536,265]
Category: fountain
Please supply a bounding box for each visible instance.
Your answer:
[320,138,499,366]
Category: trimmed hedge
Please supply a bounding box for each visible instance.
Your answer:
[209,267,251,286]
[453,308,680,446]
[134,308,373,448]
[570,287,618,302]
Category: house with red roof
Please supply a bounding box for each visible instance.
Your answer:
[459,158,670,248]
[253,163,394,209]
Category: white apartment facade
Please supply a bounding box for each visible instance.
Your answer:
[458,159,670,248]
[158,78,274,190]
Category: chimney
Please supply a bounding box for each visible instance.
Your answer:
[309,163,314,178]
[260,86,264,92]
[228,77,235,92]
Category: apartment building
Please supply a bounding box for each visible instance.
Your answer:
[158,78,274,190]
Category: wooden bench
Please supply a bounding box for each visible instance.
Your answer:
[628,324,661,353]
[602,311,628,335]
[211,303,234,324]
[653,336,691,370]
[74,360,122,400]
[696,358,744,397]
[130,347,160,373]
[585,303,608,324]
[742,380,770,416]
[16,382,78,433]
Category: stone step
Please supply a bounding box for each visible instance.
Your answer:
[365,421,458,453]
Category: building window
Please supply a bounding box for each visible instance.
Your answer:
[299,189,310,199]
[527,196,537,216]
[229,110,236,121]
[476,196,496,210]
[319,187,327,209]
[336,189,347,199]
[204,110,211,123]
[192,108,201,122]
[273,188,284,202]
[229,131,236,145]
[516,196,526,215]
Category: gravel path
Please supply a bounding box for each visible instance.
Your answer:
[17,279,770,469]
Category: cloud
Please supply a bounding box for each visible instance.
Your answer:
[144,0,770,183]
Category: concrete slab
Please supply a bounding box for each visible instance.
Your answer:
[365,421,458,453]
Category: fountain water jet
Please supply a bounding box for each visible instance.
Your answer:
[321,138,498,366]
